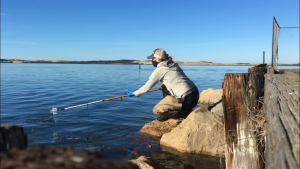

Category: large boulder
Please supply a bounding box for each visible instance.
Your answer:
[130,156,166,169]
[0,125,27,152]
[152,96,182,118]
[198,88,223,105]
[139,119,182,137]
[160,108,225,156]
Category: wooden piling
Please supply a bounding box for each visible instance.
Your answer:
[222,66,267,169]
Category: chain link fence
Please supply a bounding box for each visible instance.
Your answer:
[272,17,299,69]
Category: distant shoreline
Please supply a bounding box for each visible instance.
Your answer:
[1,59,299,66]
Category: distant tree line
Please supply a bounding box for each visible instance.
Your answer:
[0,59,139,64]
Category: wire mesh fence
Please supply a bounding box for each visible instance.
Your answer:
[272,17,299,69]
[278,28,299,65]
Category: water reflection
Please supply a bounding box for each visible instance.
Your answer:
[52,133,61,143]
[157,146,225,169]
[129,145,225,169]
[126,135,225,169]
[16,115,56,123]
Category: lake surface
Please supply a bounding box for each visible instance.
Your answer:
[1,63,253,168]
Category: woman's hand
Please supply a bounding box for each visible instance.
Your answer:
[126,89,134,97]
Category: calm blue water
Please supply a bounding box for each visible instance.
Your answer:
[1,63,252,168]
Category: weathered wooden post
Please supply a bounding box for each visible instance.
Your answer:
[222,66,267,169]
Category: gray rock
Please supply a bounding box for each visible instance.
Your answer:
[208,100,224,116]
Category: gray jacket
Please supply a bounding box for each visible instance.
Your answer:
[134,61,197,98]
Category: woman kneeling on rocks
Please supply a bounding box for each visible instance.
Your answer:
[127,48,199,121]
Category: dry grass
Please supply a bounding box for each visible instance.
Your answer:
[246,96,266,163]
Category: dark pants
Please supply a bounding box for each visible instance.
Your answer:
[181,89,199,111]
[161,83,199,110]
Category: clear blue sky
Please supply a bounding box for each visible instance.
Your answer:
[1,0,299,63]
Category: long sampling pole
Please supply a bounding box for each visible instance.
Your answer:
[50,88,161,114]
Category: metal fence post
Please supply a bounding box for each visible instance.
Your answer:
[263,51,265,64]
[272,16,280,70]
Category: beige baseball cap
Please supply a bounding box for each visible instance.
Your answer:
[147,48,168,60]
